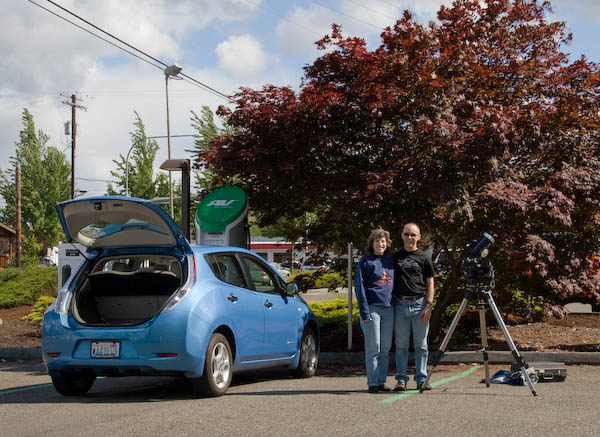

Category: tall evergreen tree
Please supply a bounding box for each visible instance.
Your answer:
[0,109,71,255]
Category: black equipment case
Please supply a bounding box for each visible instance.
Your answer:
[510,361,567,382]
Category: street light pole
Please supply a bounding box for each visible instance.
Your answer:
[164,64,182,218]
[125,134,198,197]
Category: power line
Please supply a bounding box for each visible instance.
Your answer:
[42,0,233,102]
[27,0,233,102]
[26,0,165,72]
[76,177,119,183]
[374,0,405,10]
[343,0,397,20]
[308,0,385,30]
[242,0,323,37]
[43,0,168,68]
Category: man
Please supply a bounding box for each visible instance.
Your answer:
[392,223,435,391]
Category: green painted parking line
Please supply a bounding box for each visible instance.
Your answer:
[0,383,53,396]
[381,365,482,403]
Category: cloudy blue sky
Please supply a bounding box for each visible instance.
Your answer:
[1,0,599,208]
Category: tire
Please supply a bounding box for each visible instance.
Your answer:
[51,372,96,396]
[192,333,233,397]
[292,327,318,378]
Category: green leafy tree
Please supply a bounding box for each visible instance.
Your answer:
[0,109,71,258]
[108,112,188,227]
[201,0,600,340]
[108,111,169,199]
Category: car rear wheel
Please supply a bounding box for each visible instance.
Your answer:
[51,372,96,396]
[292,327,318,378]
[192,333,232,397]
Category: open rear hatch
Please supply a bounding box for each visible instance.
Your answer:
[56,197,192,325]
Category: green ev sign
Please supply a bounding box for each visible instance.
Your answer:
[195,186,249,248]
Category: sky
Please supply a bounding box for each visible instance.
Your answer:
[1,0,600,209]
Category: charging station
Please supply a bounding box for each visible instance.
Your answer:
[195,186,249,248]
[57,243,86,289]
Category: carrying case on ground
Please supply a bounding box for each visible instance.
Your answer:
[510,361,567,382]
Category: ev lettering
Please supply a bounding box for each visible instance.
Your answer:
[208,199,237,207]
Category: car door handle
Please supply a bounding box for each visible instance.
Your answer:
[227,295,238,302]
[264,301,273,308]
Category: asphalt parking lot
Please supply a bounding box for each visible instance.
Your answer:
[1,361,598,436]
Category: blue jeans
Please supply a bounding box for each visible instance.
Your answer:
[394,297,429,384]
[360,304,394,388]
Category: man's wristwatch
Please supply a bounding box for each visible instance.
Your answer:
[426,301,433,306]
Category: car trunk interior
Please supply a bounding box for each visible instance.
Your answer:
[72,254,183,325]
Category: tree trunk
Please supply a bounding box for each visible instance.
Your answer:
[429,265,461,345]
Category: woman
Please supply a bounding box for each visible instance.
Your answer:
[354,228,395,393]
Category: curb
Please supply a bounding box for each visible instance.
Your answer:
[0,347,42,362]
[320,351,600,365]
[2,347,600,365]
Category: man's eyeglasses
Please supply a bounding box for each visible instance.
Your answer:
[403,232,418,237]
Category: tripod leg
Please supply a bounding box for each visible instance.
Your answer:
[420,297,469,393]
[484,291,537,396]
[477,302,490,387]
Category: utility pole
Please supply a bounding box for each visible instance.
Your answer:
[61,93,87,199]
[16,164,22,267]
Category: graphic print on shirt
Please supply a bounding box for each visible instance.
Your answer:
[396,257,421,274]
[376,268,393,286]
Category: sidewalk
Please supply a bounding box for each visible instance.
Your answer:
[3,346,600,364]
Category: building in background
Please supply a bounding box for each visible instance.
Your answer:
[0,222,16,268]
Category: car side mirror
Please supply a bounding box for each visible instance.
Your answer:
[286,282,298,295]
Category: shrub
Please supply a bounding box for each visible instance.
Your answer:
[22,296,56,325]
[0,265,58,308]
[289,270,346,292]
[308,298,360,329]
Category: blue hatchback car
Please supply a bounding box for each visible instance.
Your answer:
[42,196,319,396]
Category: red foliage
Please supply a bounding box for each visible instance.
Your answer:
[200,0,600,308]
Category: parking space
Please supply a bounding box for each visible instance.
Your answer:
[1,362,598,435]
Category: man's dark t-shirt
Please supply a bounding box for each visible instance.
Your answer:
[392,249,435,297]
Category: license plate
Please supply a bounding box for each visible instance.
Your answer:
[91,341,121,358]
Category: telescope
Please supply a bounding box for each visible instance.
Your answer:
[462,232,495,283]
[468,232,495,258]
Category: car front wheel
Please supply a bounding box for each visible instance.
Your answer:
[292,327,318,378]
[51,372,96,396]
[192,333,232,397]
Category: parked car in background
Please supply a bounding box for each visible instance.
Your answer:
[301,256,330,272]
[270,262,291,279]
[301,261,328,271]
[280,260,303,271]
[39,257,56,266]
[42,196,319,397]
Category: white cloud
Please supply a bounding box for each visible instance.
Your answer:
[216,34,270,77]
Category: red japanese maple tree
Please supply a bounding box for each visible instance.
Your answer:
[200,0,600,338]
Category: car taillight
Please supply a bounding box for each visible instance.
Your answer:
[162,254,196,312]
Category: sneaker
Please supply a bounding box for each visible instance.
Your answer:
[417,382,432,391]
[393,381,407,392]
[368,386,379,393]
[378,385,391,392]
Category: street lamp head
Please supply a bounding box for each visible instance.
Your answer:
[160,159,190,171]
[164,64,182,77]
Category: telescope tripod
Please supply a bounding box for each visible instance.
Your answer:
[421,285,537,396]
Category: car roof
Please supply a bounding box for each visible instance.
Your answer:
[190,244,261,257]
